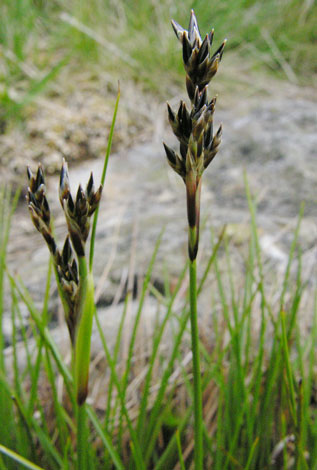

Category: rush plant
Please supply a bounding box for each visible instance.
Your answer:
[163,10,226,469]
[27,161,101,469]
[25,90,120,470]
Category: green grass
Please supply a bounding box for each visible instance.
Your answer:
[0,173,316,468]
[0,0,316,121]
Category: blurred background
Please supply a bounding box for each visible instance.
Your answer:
[0,0,316,331]
[0,0,316,175]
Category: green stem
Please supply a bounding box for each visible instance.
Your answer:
[76,403,87,470]
[189,258,203,469]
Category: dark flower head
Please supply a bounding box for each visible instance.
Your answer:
[27,164,57,255]
[171,10,226,101]
[164,10,226,260]
[164,87,222,182]
[59,159,102,257]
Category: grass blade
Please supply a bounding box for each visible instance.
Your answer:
[94,311,146,470]
[176,429,186,470]
[136,262,187,440]
[87,406,125,470]
[89,86,120,271]
[0,445,46,470]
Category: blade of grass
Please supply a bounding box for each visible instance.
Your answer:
[175,429,186,470]
[143,308,190,465]
[28,256,53,414]
[279,204,304,313]
[6,272,73,398]
[0,445,46,470]
[197,225,226,296]
[154,359,220,470]
[94,311,146,470]
[0,374,63,467]
[136,262,187,440]
[89,86,120,271]
[11,395,36,463]
[44,348,70,457]
[86,405,125,470]
[0,187,21,459]
[153,407,192,470]
[244,437,259,470]
[0,186,20,370]
[105,291,129,430]
[280,310,297,424]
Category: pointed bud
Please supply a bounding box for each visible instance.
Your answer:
[42,195,51,226]
[36,164,45,188]
[208,29,214,45]
[86,172,94,197]
[204,122,213,149]
[195,85,208,112]
[192,110,206,140]
[182,32,192,65]
[180,142,187,161]
[59,159,70,207]
[27,167,33,181]
[186,75,196,102]
[163,142,177,166]
[186,48,199,78]
[71,259,78,284]
[75,184,87,215]
[197,34,210,64]
[88,185,102,216]
[62,236,72,266]
[207,95,217,113]
[196,131,204,160]
[167,103,176,123]
[211,39,227,62]
[181,102,192,137]
[163,143,185,178]
[188,9,201,45]
[206,54,220,82]
[67,192,75,214]
[171,19,186,41]
[204,124,222,169]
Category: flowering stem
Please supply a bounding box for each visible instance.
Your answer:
[164,9,225,468]
[188,257,203,469]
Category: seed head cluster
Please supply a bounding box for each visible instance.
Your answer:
[172,11,226,102]
[27,161,102,342]
[59,160,102,258]
[163,10,226,260]
[27,165,57,255]
[164,10,225,184]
